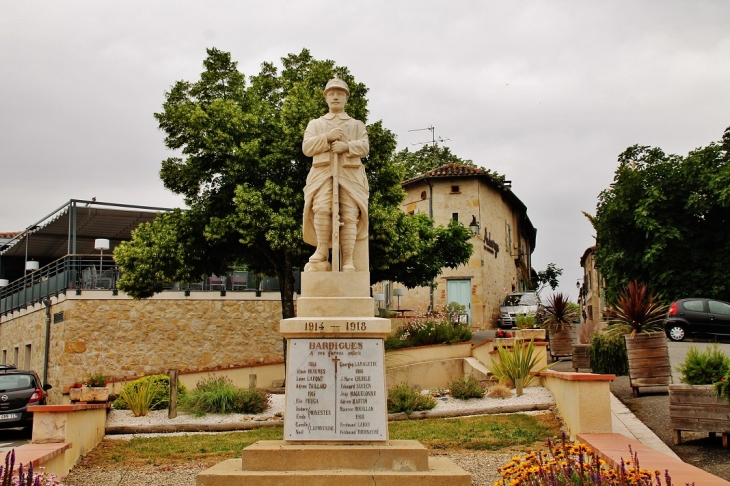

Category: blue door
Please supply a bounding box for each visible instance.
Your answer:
[447,279,472,325]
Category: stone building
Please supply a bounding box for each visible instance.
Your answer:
[380,163,536,328]
[578,246,605,324]
[0,200,285,403]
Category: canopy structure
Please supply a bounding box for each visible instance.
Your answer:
[0,199,174,282]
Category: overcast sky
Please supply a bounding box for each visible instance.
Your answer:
[2,1,729,297]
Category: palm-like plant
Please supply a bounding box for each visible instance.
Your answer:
[604,281,668,337]
[541,293,578,330]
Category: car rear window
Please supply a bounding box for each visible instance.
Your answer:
[502,293,537,306]
[708,300,730,315]
[682,300,704,312]
[0,374,34,391]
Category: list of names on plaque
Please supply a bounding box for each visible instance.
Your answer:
[285,338,387,441]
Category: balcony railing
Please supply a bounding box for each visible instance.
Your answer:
[0,255,300,316]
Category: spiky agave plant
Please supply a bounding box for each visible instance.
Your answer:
[605,281,668,337]
[541,293,578,331]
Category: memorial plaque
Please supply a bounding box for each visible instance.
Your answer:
[285,338,387,441]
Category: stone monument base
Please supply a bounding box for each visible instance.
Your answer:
[196,440,470,485]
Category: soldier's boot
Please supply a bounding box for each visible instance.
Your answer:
[341,222,357,272]
[309,213,331,263]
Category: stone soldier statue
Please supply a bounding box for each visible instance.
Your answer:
[302,77,369,272]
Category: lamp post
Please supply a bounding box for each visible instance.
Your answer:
[374,293,385,316]
[94,239,110,272]
[393,288,404,310]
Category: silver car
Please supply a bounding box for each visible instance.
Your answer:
[499,291,540,329]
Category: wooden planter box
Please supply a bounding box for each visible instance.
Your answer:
[572,344,591,372]
[69,387,110,403]
[669,384,730,448]
[515,329,546,342]
[624,331,671,397]
[547,326,573,360]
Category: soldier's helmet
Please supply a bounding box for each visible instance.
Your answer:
[323,77,350,96]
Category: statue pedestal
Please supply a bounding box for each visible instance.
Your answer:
[196,440,471,485]
[197,271,470,484]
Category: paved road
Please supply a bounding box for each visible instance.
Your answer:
[0,427,31,455]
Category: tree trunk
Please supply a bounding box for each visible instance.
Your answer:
[278,251,296,320]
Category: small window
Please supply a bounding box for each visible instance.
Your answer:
[450,185,460,193]
[53,311,64,323]
[420,191,427,200]
[708,300,730,315]
[682,300,704,312]
[452,213,458,222]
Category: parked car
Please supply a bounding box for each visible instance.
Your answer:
[664,298,730,342]
[0,369,51,429]
[498,291,541,329]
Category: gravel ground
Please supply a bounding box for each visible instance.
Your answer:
[63,388,555,485]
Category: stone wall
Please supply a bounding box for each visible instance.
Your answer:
[1,292,284,403]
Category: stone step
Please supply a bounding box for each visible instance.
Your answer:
[197,457,471,486]
[241,440,429,471]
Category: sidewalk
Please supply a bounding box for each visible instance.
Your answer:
[609,392,679,459]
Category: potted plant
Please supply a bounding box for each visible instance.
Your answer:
[494,329,514,347]
[514,315,546,342]
[69,371,111,403]
[541,293,577,360]
[604,281,670,397]
[572,320,602,372]
[670,344,730,448]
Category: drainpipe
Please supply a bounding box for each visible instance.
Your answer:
[427,178,435,312]
[43,299,52,385]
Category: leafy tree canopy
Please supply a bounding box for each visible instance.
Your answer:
[590,126,730,302]
[114,48,473,318]
[533,263,563,293]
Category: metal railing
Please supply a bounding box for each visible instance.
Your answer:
[0,255,301,316]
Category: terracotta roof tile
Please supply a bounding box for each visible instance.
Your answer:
[0,232,19,239]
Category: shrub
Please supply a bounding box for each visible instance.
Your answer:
[714,370,730,402]
[487,383,513,399]
[385,313,472,350]
[495,432,681,485]
[180,375,269,416]
[387,383,436,414]
[589,332,628,376]
[119,379,162,417]
[448,375,486,400]
[676,344,730,385]
[113,374,188,411]
[515,315,537,329]
[490,339,549,388]
[83,371,109,387]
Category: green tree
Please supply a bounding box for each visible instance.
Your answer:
[590,126,730,302]
[114,48,473,319]
[533,263,563,293]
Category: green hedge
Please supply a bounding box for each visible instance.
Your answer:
[589,332,628,376]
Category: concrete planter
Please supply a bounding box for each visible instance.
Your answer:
[669,384,730,448]
[69,386,110,403]
[572,344,591,372]
[624,331,671,397]
[493,337,515,347]
[514,329,546,341]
